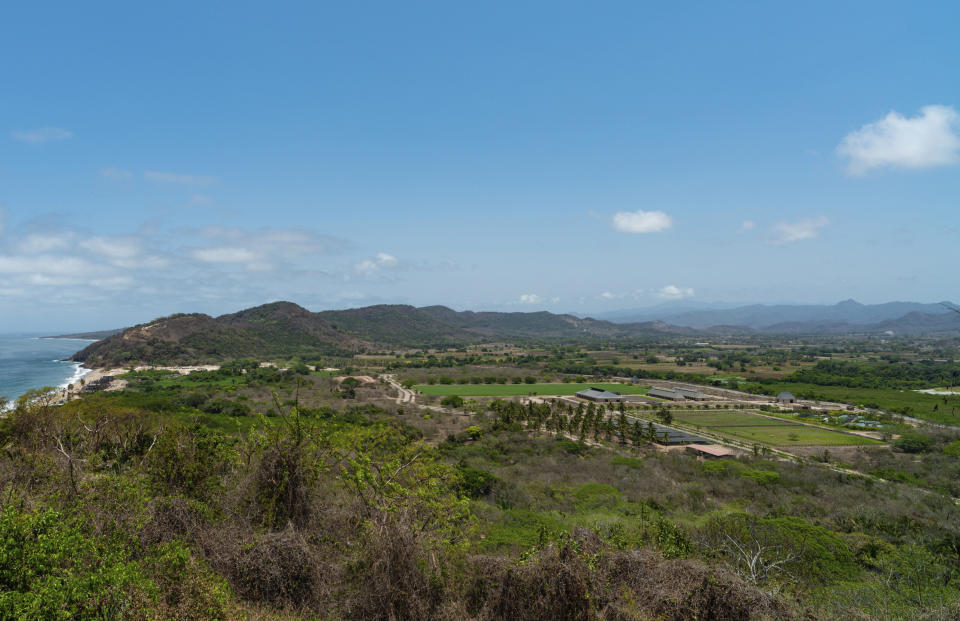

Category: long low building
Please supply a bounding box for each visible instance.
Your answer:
[634,420,711,445]
[576,387,624,402]
[647,387,684,400]
[675,387,708,401]
[647,386,708,401]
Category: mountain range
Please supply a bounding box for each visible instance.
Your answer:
[70,302,692,367]
[68,300,960,367]
[600,299,957,330]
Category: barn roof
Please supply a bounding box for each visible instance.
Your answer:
[576,387,622,400]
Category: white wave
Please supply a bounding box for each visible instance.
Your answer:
[57,361,92,390]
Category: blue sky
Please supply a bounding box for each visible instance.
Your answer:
[1,1,958,331]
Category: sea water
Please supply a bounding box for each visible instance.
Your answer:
[0,334,93,404]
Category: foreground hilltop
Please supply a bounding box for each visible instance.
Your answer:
[71,301,691,367]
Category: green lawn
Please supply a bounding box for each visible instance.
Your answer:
[672,410,791,427]
[715,424,880,446]
[414,382,649,397]
[671,409,881,446]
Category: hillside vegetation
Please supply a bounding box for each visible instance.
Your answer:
[3,361,960,619]
[72,302,363,367]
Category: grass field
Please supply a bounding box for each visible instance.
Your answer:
[760,382,960,426]
[671,410,881,447]
[672,410,785,427]
[414,383,650,397]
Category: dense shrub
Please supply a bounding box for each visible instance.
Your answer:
[894,433,933,454]
[0,507,153,619]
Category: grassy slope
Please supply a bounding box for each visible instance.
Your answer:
[415,382,650,396]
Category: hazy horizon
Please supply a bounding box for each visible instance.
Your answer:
[2,2,958,331]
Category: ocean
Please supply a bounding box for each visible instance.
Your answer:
[0,334,92,404]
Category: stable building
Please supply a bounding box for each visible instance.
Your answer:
[647,387,685,401]
[576,387,624,403]
[675,387,708,401]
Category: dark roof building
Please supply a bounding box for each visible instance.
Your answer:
[675,387,708,401]
[576,387,623,402]
[647,387,685,401]
[637,420,711,444]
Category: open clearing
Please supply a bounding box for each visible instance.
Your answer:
[672,410,881,447]
[414,382,650,397]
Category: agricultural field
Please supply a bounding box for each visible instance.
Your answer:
[671,409,882,447]
[415,382,650,397]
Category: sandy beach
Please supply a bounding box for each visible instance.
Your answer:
[60,364,223,401]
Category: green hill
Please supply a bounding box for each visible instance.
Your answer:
[71,302,363,367]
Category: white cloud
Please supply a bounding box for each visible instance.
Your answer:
[838,105,960,174]
[600,291,616,300]
[144,170,218,185]
[375,252,398,267]
[100,168,133,180]
[80,236,141,260]
[771,216,829,244]
[657,285,694,300]
[190,247,258,264]
[0,254,100,277]
[739,220,757,232]
[611,210,673,234]
[18,233,73,254]
[355,252,399,275]
[11,127,73,144]
[519,293,542,304]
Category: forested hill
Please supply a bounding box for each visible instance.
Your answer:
[71,302,365,367]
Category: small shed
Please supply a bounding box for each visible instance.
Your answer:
[576,387,623,403]
[776,391,797,404]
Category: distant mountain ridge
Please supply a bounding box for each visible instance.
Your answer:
[317,304,695,344]
[604,299,956,329]
[44,329,122,341]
